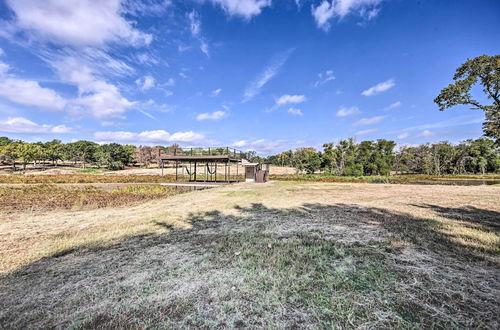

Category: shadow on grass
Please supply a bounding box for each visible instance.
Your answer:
[0,203,499,329]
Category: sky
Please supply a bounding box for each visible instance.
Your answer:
[0,0,498,155]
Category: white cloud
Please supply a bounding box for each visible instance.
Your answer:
[314,70,335,87]
[94,129,204,144]
[211,88,222,96]
[287,107,303,116]
[210,0,271,20]
[0,117,73,134]
[312,1,336,31]
[231,140,247,147]
[54,57,134,119]
[362,78,395,96]
[312,0,381,31]
[231,138,285,155]
[196,110,227,121]
[0,61,67,111]
[417,130,435,138]
[354,128,378,136]
[243,48,294,102]
[0,48,4,56]
[397,132,409,140]
[385,101,401,110]
[336,106,360,117]
[6,0,152,47]
[276,94,306,105]
[354,115,385,126]
[135,75,155,91]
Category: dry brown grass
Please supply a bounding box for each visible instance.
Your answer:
[0,173,176,184]
[0,182,499,328]
[0,184,186,213]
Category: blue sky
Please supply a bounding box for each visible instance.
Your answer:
[0,0,498,154]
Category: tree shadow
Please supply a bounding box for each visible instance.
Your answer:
[0,202,499,328]
[412,203,500,231]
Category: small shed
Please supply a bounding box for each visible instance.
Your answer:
[241,162,269,183]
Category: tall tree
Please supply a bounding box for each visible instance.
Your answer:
[434,55,500,143]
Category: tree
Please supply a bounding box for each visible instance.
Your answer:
[293,147,322,174]
[434,55,500,143]
[15,143,44,170]
[68,141,98,168]
[95,143,131,170]
[0,143,18,170]
[0,136,13,147]
[44,139,65,166]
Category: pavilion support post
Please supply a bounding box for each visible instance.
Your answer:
[215,161,217,182]
[228,160,230,182]
[194,161,197,182]
[204,161,207,182]
[161,160,164,176]
[175,161,178,181]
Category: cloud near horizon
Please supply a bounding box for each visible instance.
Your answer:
[94,130,204,144]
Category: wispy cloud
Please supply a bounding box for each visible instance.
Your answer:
[397,132,409,140]
[354,115,385,126]
[187,10,210,56]
[362,79,395,96]
[231,138,286,155]
[211,88,222,97]
[243,48,294,102]
[417,129,435,138]
[336,106,360,117]
[354,128,378,136]
[287,107,303,116]
[314,70,335,87]
[384,101,401,111]
[276,94,306,105]
[402,115,483,132]
[196,110,227,121]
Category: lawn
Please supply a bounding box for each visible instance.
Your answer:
[0,181,498,328]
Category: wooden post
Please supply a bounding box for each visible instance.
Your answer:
[228,160,231,182]
[215,161,217,182]
[194,161,197,181]
[175,160,178,181]
[161,160,164,176]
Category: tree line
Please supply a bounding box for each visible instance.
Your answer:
[0,137,170,171]
[265,138,499,175]
[1,136,498,175]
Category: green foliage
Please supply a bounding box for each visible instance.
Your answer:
[434,54,500,142]
[293,147,322,174]
[267,138,498,176]
[95,143,132,170]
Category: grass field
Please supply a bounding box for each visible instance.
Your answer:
[0,180,498,328]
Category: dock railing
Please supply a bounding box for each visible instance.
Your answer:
[171,147,247,159]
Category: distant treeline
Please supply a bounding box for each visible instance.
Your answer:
[0,137,171,170]
[264,138,499,175]
[1,136,498,175]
